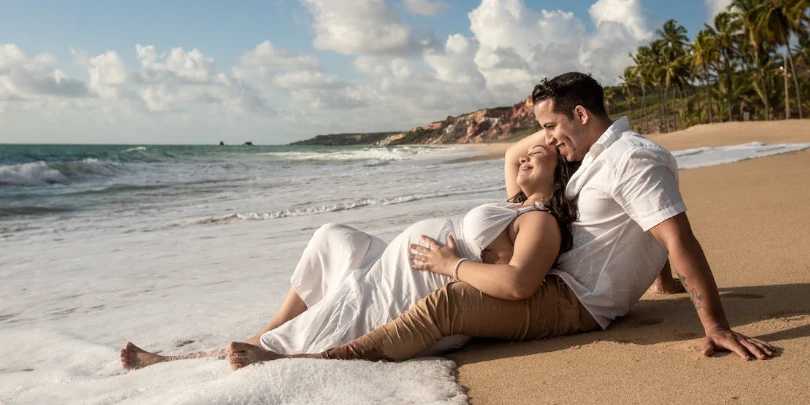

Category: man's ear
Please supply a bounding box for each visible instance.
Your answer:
[574,105,589,125]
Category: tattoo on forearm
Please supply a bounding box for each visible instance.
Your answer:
[679,274,704,311]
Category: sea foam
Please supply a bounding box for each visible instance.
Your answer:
[0,161,70,186]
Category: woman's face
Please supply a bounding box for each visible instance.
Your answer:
[516,144,558,190]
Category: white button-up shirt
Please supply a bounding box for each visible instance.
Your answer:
[550,116,686,329]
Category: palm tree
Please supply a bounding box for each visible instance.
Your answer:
[656,19,691,130]
[604,87,615,116]
[712,12,742,122]
[647,40,669,131]
[619,67,638,123]
[731,0,771,120]
[792,30,810,67]
[627,93,639,130]
[795,32,810,114]
[692,29,720,123]
[656,19,690,58]
[631,46,654,133]
[763,0,808,119]
[660,55,691,129]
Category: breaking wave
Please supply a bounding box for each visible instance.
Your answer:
[0,159,123,186]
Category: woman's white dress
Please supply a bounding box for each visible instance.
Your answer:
[259,201,546,355]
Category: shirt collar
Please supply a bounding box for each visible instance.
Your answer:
[583,116,630,160]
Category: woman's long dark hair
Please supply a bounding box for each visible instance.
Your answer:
[508,155,579,254]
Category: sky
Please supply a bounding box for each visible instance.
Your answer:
[0,0,733,145]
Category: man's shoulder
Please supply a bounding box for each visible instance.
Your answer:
[608,130,674,162]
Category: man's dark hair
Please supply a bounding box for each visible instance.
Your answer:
[531,72,608,119]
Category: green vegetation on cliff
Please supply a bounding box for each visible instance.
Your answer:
[290,132,399,146]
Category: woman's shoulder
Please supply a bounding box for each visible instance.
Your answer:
[513,208,560,234]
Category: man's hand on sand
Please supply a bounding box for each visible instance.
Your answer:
[703,328,775,360]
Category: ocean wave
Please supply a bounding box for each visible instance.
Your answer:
[261,147,441,163]
[0,162,70,186]
[0,159,122,186]
[122,146,147,153]
[168,186,504,228]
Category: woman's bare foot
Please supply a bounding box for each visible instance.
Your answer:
[227,342,284,370]
[120,341,169,370]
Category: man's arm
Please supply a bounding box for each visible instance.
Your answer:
[649,212,775,360]
[505,130,546,199]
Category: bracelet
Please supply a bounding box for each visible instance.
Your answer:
[452,258,468,281]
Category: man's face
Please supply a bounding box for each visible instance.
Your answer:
[533,99,588,162]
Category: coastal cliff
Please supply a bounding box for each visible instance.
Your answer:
[292,97,540,146]
[290,132,399,146]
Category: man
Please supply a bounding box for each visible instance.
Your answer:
[227,72,773,368]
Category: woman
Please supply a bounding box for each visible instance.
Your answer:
[121,143,578,370]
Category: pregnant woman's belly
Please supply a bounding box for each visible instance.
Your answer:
[387,217,474,356]
[361,218,459,320]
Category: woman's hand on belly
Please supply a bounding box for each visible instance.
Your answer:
[409,235,461,277]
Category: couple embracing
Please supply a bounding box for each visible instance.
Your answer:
[122,72,773,372]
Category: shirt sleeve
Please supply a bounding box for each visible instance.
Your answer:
[610,146,686,231]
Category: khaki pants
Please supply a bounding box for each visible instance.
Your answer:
[319,275,600,361]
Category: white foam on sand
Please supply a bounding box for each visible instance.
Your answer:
[673,142,810,169]
[1,141,808,405]
[0,330,465,405]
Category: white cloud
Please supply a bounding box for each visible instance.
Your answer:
[231,40,355,112]
[588,0,650,41]
[275,71,344,90]
[467,1,582,92]
[464,0,649,92]
[73,49,130,98]
[0,44,88,101]
[403,0,445,17]
[582,0,652,84]
[135,45,221,84]
[119,45,265,113]
[1,42,270,136]
[232,40,345,96]
[301,0,436,56]
[232,40,321,82]
[289,86,369,110]
[423,34,485,85]
[705,0,732,21]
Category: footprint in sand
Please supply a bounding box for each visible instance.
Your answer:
[175,339,196,348]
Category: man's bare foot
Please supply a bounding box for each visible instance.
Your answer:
[120,341,169,370]
[648,278,686,295]
[227,342,284,371]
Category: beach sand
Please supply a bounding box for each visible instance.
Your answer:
[448,119,810,404]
